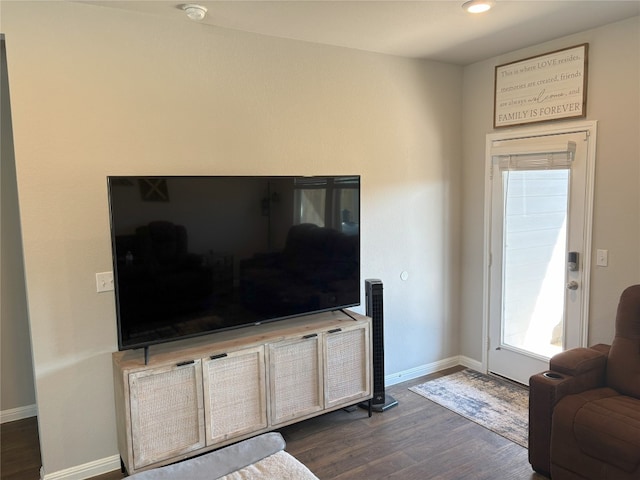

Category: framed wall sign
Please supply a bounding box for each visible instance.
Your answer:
[494,44,588,128]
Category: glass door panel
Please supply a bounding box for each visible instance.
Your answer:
[502,169,569,358]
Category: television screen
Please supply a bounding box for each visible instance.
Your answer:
[107,175,360,351]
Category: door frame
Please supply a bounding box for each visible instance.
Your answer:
[481,120,597,377]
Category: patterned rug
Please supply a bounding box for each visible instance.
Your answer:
[409,369,529,447]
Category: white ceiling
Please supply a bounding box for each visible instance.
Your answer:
[78,1,640,65]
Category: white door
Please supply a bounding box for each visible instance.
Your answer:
[485,123,596,385]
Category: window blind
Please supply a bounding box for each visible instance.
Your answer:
[491,141,576,170]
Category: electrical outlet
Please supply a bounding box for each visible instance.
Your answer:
[96,271,114,292]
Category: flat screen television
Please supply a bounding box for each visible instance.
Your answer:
[108,175,360,352]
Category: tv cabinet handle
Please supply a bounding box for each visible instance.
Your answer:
[328,328,342,334]
[176,360,195,367]
[303,333,318,339]
[210,353,228,360]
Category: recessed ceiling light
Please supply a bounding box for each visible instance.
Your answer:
[182,4,208,22]
[462,0,494,14]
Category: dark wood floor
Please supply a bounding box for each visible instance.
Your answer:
[1,367,547,480]
[1,413,42,480]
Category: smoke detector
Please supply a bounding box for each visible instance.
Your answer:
[182,4,208,22]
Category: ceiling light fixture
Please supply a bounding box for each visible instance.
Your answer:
[462,0,494,14]
[182,4,208,22]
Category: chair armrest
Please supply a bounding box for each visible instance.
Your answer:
[528,345,609,476]
[550,346,608,384]
[588,343,611,356]
[529,372,576,476]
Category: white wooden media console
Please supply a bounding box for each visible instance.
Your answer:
[112,310,372,475]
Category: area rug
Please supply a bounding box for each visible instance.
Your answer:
[409,369,528,447]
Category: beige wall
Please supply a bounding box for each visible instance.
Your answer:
[2,1,462,475]
[1,35,37,417]
[460,17,640,362]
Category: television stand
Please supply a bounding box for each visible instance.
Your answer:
[112,310,372,475]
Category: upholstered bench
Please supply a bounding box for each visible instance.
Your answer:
[127,432,318,480]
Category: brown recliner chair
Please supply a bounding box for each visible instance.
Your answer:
[528,284,640,479]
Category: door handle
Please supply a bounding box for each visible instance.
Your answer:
[566,281,579,290]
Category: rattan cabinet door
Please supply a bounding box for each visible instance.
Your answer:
[269,334,323,425]
[203,346,267,445]
[129,360,205,470]
[324,323,371,408]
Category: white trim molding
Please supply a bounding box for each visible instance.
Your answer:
[1,404,37,424]
[385,355,483,387]
[43,455,121,480]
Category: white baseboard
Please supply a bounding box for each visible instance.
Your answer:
[458,355,483,372]
[43,455,121,480]
[0,404,37,424]
[385,355,483,387]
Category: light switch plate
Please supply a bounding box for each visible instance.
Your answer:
[96,271,114,292]
[596,249,608,267]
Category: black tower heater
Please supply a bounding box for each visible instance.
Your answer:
[361,279,398,412]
